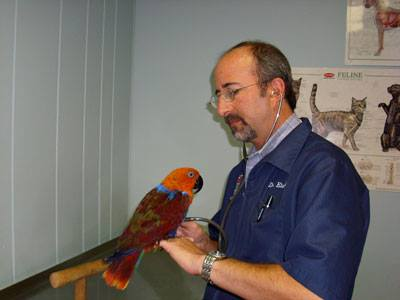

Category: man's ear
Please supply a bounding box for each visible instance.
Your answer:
[269,78,285,98]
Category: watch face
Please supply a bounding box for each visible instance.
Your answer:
[210,250,226,259]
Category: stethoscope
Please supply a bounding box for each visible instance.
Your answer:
[184,169,244,253]
[185,92,283,253]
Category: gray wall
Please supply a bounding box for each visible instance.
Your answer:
[0,0,132,289]
[130,1,400,299]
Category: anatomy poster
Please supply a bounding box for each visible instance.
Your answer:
[293,67,400,191]
[346,0,400,66]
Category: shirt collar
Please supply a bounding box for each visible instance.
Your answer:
[248,113,302,160]
[262,117,313,173]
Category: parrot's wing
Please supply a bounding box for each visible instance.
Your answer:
[117,188,191,250]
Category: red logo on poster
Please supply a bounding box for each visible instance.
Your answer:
[323,72,335,79]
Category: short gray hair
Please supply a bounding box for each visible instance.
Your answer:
[223,40,297,110]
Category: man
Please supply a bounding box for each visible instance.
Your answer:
[160,41,370,300]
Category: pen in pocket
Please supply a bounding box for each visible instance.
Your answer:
[256,195,274,222]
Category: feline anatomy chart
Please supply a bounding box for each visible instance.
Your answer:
[293,67,400,192]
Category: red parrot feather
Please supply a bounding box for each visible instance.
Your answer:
[103,167,203,290]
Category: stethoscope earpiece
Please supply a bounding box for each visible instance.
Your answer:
[271,90,280,97]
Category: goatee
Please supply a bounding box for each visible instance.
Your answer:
[225,114,257,142]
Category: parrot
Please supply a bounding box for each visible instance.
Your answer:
[103,167,203,290]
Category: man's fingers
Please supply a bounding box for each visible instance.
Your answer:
[180,221,198,230]
[176,227,183,237]
[159,239,170,252]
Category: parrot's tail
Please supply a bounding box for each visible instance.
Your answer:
[103,248,142,290]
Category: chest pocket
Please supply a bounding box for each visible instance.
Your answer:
[243,168,288,263]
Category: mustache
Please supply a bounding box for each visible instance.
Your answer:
[224,114,247,126]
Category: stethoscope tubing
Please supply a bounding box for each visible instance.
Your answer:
[183,216,228,252]
[185,94,283,253]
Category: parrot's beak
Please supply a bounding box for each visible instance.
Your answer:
[193,176,203,194]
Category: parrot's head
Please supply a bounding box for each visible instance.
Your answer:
[161,167,203,197]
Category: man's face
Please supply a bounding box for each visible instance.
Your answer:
[213,47,275,148]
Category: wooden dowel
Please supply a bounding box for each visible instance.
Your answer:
[74,278,86,300]
[49,258,108,288]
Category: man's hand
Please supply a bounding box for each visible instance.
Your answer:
[160,237,321,300]
[176,221,217,252]
[159,237,206,275]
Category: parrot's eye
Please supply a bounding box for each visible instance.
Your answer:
[187,171,195,178]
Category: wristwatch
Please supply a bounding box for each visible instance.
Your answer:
[201,250,227,284]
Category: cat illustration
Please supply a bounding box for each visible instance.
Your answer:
[293,77,302,104]
[310,83,367,151]
[378,84,400,151]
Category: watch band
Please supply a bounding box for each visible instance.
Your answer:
[201,250,226,284]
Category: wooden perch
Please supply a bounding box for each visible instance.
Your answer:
[48,238,117,300]
[49,258,108,288]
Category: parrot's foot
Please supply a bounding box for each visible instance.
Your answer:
[143,242,162,252]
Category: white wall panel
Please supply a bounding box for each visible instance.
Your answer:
[0,0,132,289]
[83,0,103,251]
[0,0,16,288]
[57,0,86,262]
[14,0,59,280]
[112,0,132,237]
[99,0,115,243]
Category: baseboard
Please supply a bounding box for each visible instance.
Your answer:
[0,238,117,300]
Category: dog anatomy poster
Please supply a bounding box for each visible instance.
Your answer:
[346,0,400,66]
[293,67,400,191]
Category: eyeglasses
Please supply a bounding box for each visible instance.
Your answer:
[208,82,259,108]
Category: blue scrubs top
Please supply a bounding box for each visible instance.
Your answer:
[205,119,370,300]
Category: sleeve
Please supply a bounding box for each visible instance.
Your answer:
[281,155,370,300]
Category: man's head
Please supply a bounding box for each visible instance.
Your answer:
[212,40,295,149]
[226,41,297,110]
